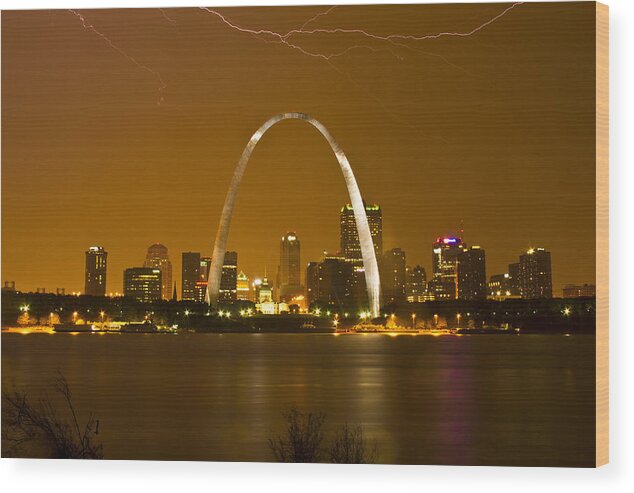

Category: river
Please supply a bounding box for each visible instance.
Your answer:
[1,332,595,466]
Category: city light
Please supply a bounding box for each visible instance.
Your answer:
[20,305,29,312]
[563,307,572,316]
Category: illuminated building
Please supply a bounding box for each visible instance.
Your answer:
[123,267,162,303]
[85,246,107,296]
[181,252,201,301]
[236,271,250,300]
[307,255,353,309]
[195,256,212,303]
[143,243,172,300]
[306,262,320,306]
[406,265,427,303]
[340,203,383,263]
[457,246,487,300]
[519,248,553,299]
[219,251,238,301]
[252,278,263,302]
[428,237,464,300]
[488,273,519,300]
[563,284,595,298]
[257,275,273,304]
[277,232,302,302]
[508,262,520,295]
[381,248,407,304]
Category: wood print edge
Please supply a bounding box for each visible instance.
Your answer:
[595,0,609,468]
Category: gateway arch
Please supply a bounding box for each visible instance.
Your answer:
[206,112,381,318]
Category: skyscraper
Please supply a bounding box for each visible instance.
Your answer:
[381,248,407,304]
[143,243,172,300]
[306,261,320,307]
[340,203,383,263]
[85,246,107,296]
[457,246,487,300]
[508,262,521,295]
[406,265,427,303]
[123,267,162,303]
[306,255,353,309]
[219,251,238,301]
[181,252,201,301]
[429,236,465,300]
[277,232,302,302]
[236,271,250,300]
[519,248,553,299]
[195,256,212,302]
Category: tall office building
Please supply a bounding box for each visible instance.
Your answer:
[429,236,465,300]
[123,267,162,303]
[381,248,407,304]
[277,232,302,301]
[308,255,353,309]
[237,271,250,300]
[85,246,107,296]
[306,262,320,307]
[143,243,172,300]
[219,251,238,301]
[508,262,521,295]
[406,265,427,303]
[457,246,487,300]
[195,256,212,303]
[340,203,383,263]
[518,248,553,299]
[182,252,201,301]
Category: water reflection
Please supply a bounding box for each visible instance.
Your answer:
[1,333,595,466]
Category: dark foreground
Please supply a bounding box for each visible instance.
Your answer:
[1,332,595,466]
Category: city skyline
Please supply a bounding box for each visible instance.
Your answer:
[29,216,569,304]
[2,4,596,295]
[4,220,588,299]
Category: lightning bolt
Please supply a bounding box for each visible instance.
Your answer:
[159,8,177,24]
[198,7,385,61]
[199,3,523,60]
[69,9,167,104]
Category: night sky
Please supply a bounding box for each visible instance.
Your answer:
[1,3,596,295]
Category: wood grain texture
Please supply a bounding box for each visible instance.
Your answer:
[595,1,609,468]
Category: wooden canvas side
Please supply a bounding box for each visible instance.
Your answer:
[595,1,609,468]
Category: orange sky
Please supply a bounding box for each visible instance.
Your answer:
[2,3,596,294]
